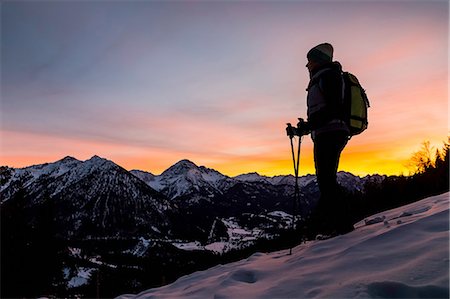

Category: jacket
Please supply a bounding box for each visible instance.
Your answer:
[306,61,349,140]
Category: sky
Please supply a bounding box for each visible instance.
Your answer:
[1,0,448,177]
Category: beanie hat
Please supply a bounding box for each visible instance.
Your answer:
[307,43,333,63]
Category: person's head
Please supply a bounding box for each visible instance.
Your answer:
[306,43,333,74]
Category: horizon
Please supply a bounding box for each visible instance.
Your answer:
[0,154,393,178]
[1,1,448,177]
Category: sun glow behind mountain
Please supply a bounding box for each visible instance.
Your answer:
[1,1,448,177]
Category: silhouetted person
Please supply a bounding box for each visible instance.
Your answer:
[299,43,353,237]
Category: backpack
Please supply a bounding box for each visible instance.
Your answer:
[341,72,370,136]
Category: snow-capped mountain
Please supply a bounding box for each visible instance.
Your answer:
[118,192,450,299]
[132,160,233,200]
[0,156,82,196]
[1,156,174,239]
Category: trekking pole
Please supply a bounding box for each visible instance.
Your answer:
[286,124,303,255]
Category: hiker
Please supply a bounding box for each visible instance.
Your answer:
[297,43,354,236]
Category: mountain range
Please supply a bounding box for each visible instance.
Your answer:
[1,155,386,240]
[0,155,386,297]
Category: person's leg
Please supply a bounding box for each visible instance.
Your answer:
[312,131,348,234]
[314,131,347,199]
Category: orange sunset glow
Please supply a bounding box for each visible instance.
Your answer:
[1,1,448,177]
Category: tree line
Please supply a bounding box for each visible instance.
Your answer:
[350,139,449,221]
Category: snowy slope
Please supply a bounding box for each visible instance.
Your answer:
[118,192,449,299]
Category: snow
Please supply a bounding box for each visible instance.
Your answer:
[133,159,232,199]
[68,247,82,258]
[0,156,82,193]
[267,210,292,219]
[0,155,120,197]
[128,237,153,257]
[67,267,95,288]
[118,192,449,299]
[234,172,271,184]
[205,242,228,254]
[172,241,204,251]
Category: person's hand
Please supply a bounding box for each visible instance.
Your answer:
[297,118,311,136]
[286,123,298,138]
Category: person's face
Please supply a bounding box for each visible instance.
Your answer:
[306,59,320,75]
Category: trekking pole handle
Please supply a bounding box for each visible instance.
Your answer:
[286,123,296,139]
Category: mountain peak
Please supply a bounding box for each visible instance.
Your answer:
[82,155,119,171]
[58,156,80,163]
[89,155,105,161]
[161,159,198,177]
[174,159,198,168]
[86,155,114,164]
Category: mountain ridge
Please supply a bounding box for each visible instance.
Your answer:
[2,155,386,203]
[0,155,387,241]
